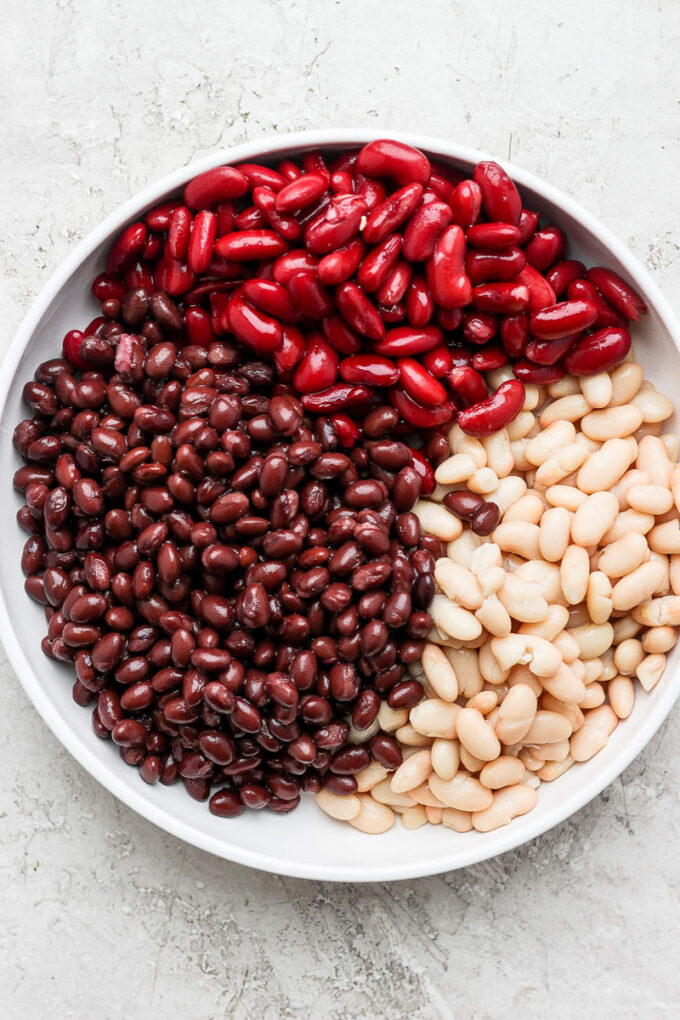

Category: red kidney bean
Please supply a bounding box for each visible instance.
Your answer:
[567,278,627,329]
[426,225,471,309]
[187,210,217,274]
[585,266,647,321]
[562,326,632,376]
[376,259,412,306]
[305,193,366,254]
[287,271,333,319]
[513,361,564,383]
[335,282,385,340]
[293,335,339,394]
[356,139,430,185]
[275,173,328,212]
[320,315,361,356]
[363,183,423,245]
[465,247,526,285]
[373,324,442,357]
[339,354,399,387]
[405,275,434,328]
[457,378,525,436]
[397,358,447,407]
[473,161,521,225]
[471,346,508,372]
[524,225,564,271]
[449,179,482,229]
[513,265,556,313]
[500,313,529,359]
[402,199,453,261]
[408,448,435,497]
[448,365,488,408]
[106,223,147,274]
[357,234,402,292]
[272,249,319,285]
[317,238,365,286]
[472,282,530,314]
[389,387,455,429]
[168,206,192,261]
[530,298,598,339]
[546,259,587,298]
[421,345,453,379]
[215,229,288,260]
[227,296,282,355]
[467,222,522,249]
[463,312,497,345]
[184,165,249,209]
[524,333,579,366]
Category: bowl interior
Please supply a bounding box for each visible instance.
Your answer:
[1,132,679,881]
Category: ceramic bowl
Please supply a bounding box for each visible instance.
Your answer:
[1,130,678,881]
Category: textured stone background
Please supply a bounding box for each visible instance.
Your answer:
[2,1,680,1017]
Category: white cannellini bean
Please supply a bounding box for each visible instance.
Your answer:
[459,744,485,773]
[493,520,542,560]
[523,710,573,744]
[568,621,614,659]
[430,595,483,641]
[502,493,545,525]
[468,467,500,494]
[642,626,678,654]
[614,638,645,675]
[631,387,674,424]
[540,661,587,704]
[395,723,432,747]
[586,570,613,624]
[537,757,574,781]
[434,558,483,610]
[491,633,562,676]
[580,682,606,709]
[507,411,536,441]
[519,604,570,641]
[610,559,669,611]
[475,594,512,639]
[633,595,680,627]
[488,475,527,514]
[355,762,389,792]
[662,433,680,462]
[371,779,416,807]
[377,702,409,732]
[610,468,651,510]
[390,749,432,793]
[316,788,362,820]
[471,784,538,832]
[539,393,591,427]
[400,805,428,830]
[560,544,590,604]
[531,738,571,762]
[349,796,395,834]
[540,694,585,733]
[444,647,484,698]
[610,361,643,406]
[539,506,572,562]
[581,404,644,441]
[466,690,498,714]
[482,430,514,478]
[421,643,459,702]
[410,699,459,739]
[570,491,619,546]
[626,483,674,515]
[476,565,507,597]
[495,686,536,744]
[455,708,501,761]
[428,772,494,812]
[608,674,636,719]
[446,530,485,568]
[545,484,588,511]
[479,755,526,789]
[552,629,581,663]
[431,738,460,781]
[535,443,589,487]
[637,435,672,486]
[425,806,444,825]
[548,377,581,397]
[576,438,636,493]
[412,501,463,540]
[597,532,650,577]
[497,573,549,623]
[441,807,473,832]
[570,705,617,762]
[434,453,478,484]
[479,640,510,684]
[636,653,666,691]
[580,372,612,409]
[648,520,680,555]
[408,784,445,808]
[602,509,655,545]
[525,420,577,466]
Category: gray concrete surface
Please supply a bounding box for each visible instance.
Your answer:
[1,1,680,1016]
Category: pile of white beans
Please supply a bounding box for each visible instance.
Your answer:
[316,354,680,834]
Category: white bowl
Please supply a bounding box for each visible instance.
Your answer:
[1,129,679,882]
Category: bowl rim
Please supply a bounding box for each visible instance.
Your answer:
[2,127,680,882]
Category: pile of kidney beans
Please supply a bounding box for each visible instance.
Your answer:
[13,139,648,818]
